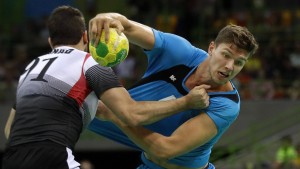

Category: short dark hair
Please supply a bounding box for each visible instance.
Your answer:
[214,24,259,57]
[47,6,86,47]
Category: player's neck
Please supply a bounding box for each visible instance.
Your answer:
[185,61,209,89]
[52,39,86,51]
[66,43,86,51]
[186,70,233,92]
[208,82,233,92]
[186,75,232,92]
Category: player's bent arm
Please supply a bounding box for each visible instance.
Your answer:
[98,85,210,126]
[4,108,16,139]
[99,87,191,126]
[90,13,155,50]
[114,112,218,159]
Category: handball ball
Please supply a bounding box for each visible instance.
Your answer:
[89,28,129,67]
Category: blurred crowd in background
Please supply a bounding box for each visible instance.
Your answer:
[0,0,300,103]
[0,0,300,168]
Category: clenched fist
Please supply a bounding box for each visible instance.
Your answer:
[185,84,210,109]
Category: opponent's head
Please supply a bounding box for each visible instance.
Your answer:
[47,6,87,48]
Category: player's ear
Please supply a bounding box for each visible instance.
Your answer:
[83,31,88,45]
[208,41,215,55]
[48,37,53,49]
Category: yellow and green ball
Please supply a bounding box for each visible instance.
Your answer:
[89,28,129,67]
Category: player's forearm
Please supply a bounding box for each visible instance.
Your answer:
[97,97,187,126]
[100,88,190,126]
[129,96,189,125]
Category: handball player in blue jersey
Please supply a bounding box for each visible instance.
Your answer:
[88,13,258,169]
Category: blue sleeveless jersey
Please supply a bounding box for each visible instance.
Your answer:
[88,29,240,168]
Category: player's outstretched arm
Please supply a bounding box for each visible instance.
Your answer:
[89,12,155,50]
[98,85,210,126]
[4,108,16,139]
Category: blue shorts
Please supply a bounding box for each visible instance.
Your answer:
[137,163,215,169]
[137,153,215,169]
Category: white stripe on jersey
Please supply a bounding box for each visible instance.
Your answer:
[66,147,80,169]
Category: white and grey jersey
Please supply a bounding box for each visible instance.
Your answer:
[8,46,121,150]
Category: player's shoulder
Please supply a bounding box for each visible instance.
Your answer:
[208,90,240,120]
[206,90,240,126]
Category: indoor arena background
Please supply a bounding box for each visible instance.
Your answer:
[0,0,300,168]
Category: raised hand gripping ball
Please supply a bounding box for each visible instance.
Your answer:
[89,28,129,67]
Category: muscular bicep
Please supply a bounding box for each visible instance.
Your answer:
[99,87,136,124]
[162,112,218,158]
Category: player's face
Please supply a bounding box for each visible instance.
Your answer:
[208,42,248,85]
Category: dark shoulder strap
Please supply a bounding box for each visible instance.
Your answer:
[210,93,239,103]
[129,65,193,95]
